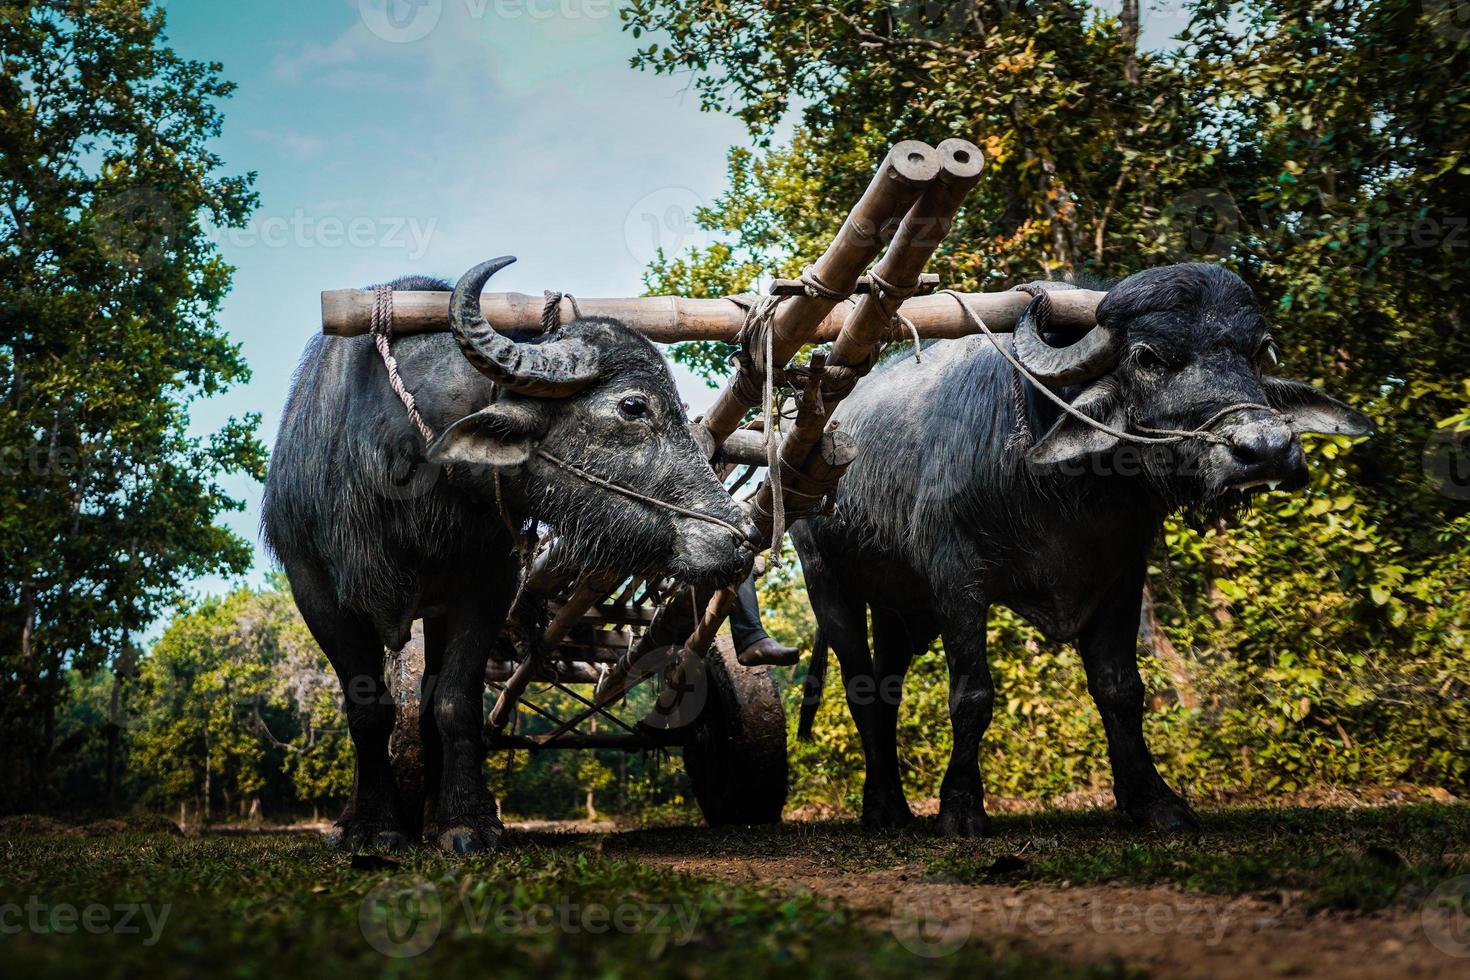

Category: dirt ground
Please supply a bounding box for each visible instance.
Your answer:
[539,803,1470,980]
[617,850,1465,979]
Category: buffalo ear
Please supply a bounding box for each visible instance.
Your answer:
[425,402,545,467]
[1262,377,1372,437]
[1026,384,1128,467]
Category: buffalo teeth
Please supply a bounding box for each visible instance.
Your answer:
[1230,479,1274,491]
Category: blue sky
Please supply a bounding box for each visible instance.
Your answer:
[162,0,756,597]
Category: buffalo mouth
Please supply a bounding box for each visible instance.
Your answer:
[1212,445,1309,502]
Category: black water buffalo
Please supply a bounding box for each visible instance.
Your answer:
[263,257,757,852]
[793,263,1369,835]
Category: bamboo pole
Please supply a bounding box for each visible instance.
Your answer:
[699,140,943,445]
[320,285,1104,342]
[749,139,985,539]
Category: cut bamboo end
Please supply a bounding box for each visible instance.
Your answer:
[936,137,985,182]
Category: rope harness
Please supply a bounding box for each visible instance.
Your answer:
[941,289,1276,449]
[728,267,929,550]
[371,285,436,446]
[534,448,751,539]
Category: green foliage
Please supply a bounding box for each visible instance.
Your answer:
[0,0,263,809]
[128,581,353,820]
[626,0,1470,803]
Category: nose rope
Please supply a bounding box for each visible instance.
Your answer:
[534,448,751,540]
[942,290,1276,448]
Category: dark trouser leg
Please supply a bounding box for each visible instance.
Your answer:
[938,604,993,837]
[729,574,768,651]
[1079,564,1200,832]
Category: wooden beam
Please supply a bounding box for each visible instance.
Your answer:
[320,285,1104,343]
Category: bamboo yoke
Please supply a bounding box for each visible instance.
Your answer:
[320,137,1110,732]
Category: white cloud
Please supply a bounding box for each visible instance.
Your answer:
[248,128,330,161]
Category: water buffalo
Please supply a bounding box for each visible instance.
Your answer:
[263,257,757,852]
[793,263,1370,835]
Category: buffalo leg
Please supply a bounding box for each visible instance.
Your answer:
[1077,566,1200,832]
[937,604,994,837]
[868,608,934,825]
[804,570,911,827]
[428,573,516,853]
[286,562,404,850]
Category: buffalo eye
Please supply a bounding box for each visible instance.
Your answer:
[1133,345,1168,373]
[618,395,652,420]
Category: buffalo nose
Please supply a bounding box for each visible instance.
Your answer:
[1227,421,1294,464]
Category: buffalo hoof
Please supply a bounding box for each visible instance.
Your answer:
[436,825,501,854]
[937,801,991,838]
[326,814,406,852]
[1129,796,1202,834]
[861,795,915,830]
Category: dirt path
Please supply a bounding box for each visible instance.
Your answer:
[614,848,1469,979]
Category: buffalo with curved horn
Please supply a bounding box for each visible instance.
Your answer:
[263,257,757,853]
[794,262,1370,836]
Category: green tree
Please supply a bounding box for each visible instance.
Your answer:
[0,0,263,809]
[130,581,353,822]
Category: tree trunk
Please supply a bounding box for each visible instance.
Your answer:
[203,726,212,824]
[1120,0,1141,86]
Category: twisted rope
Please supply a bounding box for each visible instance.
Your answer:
[867,268,924,364]
[534,449,750,539]
[371,285,436,446]
[541,290,584,332]
[941,289,1273,448]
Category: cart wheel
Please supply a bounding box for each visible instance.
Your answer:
[682,636,788,826]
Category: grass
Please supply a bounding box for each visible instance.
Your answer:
[5,803,1464,978]
[608,803,1470,912]
[0,831,1127,980]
